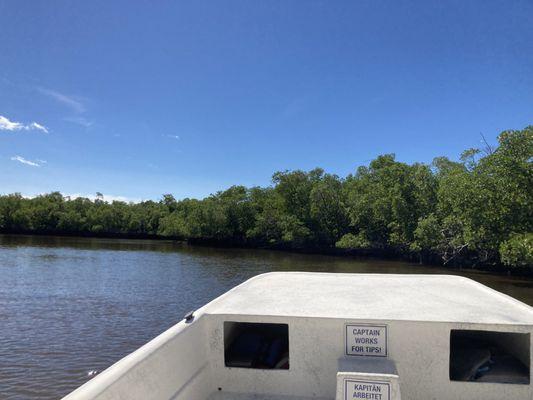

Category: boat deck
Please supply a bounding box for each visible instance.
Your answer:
[62,273,533,400]
[204,272,533,324]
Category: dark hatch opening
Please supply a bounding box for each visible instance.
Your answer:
[450,330,530,384]
[224,322,289,370]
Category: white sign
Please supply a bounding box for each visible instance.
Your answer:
[344,379,390,400]
[345,324,387,357]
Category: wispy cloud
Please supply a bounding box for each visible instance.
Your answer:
[64,116,93,127]
[0,115,49,133]
[164,134,180,140]
[10,155,45,167]
[37,87,86,113]
[29,122,49,132]
[37,87,94,128]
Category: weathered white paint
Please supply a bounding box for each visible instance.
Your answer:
[62,273,533,400]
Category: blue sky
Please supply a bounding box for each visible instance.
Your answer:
[1,1,532,202]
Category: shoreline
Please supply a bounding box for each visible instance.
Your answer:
[2,231,531,278]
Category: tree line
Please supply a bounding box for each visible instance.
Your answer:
[1,126,531,269]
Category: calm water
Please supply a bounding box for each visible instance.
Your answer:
[0,235,531,399]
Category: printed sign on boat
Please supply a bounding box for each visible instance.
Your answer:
[344,379,390,400]
[345,324,387,357]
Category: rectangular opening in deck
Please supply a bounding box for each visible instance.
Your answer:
[450,330,530,384]
[224,322,289,369]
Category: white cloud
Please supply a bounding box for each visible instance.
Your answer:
[0,115,48,133]
[16,193,141,203]
[0,115,23,130]
[11,155,44,167]
[37,87,86,113]
[28,122,49,133]
[65,193,141,203]
[164,134,180,140]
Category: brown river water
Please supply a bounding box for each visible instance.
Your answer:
[0,234,531,399]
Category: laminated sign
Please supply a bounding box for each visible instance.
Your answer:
[344,379,390,400]
[345,324,387,357]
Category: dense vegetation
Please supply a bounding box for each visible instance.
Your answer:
[1,127,531,269]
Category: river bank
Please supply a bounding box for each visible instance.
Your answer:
[2,232,531,277]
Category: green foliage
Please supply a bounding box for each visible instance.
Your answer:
[344,155,437,249]
[499,233,533,267]
[335,233,371,250]
[310,174,350,245]
[411,214,442,252]
[0,126,531,269]
[436,126,532,265]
